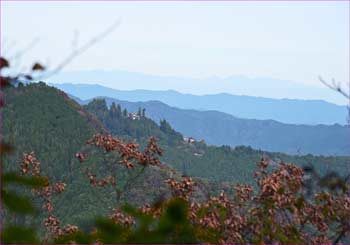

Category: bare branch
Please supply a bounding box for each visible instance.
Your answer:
[319,76,350,100]
[8,37,40,62]
[35,19,121,80]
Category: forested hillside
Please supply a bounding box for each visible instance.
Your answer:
[2,83,187,230]
[84,98,350,184]
[3,2,349,242]
[79,97,350,156]
[3,82,350,244]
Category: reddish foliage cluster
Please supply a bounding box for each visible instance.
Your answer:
[256,160,304,202]
[43,215,78,237]
[233,184,253,204]
[161,159,350,244]
[30,180,65,205]
[75,152,87,162]
[139,203,163,218]
[20,152,76,239]
[22,133,347,244]
[143,136,163,166]
[44,215,61,236]
[85,134,162,168]
[20,152,41,176]
[76,134,163,202]
[165,177,195,201]
[190,191,247,243]
[76,134,350,244]
[62,224,79,235]
[108,207,135,227]
[87,172,116,187]
[53,182,66,193]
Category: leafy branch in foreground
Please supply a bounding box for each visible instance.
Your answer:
[1,22,118,243]
[19,152,78,241]
[73,133,350,245]
[51,158,350,244]
[76,134,162,204]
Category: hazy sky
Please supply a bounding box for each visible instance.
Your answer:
[1,1,349,90]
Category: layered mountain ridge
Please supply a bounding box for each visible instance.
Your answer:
[57,88,350,156]
[52,83,348,126]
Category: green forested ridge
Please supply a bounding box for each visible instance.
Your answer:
[54,82,350,156]
[2,83,184,232]
[96,97,350,156]
[3,83,350,236]
[3,83,98,178]
[84,98,350,184]
[3,83,103,230]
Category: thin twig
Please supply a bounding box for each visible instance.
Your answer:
[35,19,120,80]
[8,37,40,62]
[319,76,350,100]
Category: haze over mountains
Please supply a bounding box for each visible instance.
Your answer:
[49,70,347,105]
[52,82,348,125]
[49,83,350,156]
[96,97,350,156]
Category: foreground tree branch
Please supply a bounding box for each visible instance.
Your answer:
[319,76,350,100]
[1,19,120,86]
[35,19,120,80]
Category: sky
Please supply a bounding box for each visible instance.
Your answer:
[1,1,349,100]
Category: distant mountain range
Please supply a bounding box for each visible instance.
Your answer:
[61,93,350,156]
[48,70,347,105]
[52,83,348,125]
[100,98,350,156]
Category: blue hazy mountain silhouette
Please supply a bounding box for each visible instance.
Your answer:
[52,82,348,125]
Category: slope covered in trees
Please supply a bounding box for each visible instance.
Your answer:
[2,82,350,244]
[76,96,350,156]
[2,83,188,230]
[84,98,350,184]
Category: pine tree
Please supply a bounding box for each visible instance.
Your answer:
[117,104,122,117]
[137,107,142,117]
[123,108,128,117]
